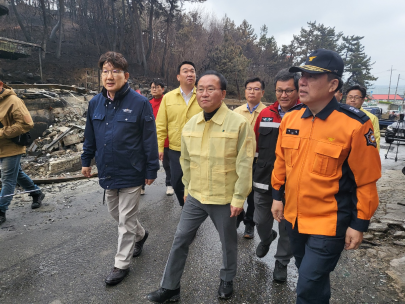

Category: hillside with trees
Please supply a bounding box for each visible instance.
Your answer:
[0,0,377,102]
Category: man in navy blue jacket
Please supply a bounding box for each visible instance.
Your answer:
[81,52,159,286]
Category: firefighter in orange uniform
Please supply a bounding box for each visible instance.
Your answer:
[271,49,381,304]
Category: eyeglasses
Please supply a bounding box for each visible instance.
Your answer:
[150,86,162,90]
[246,87,262,92]
[196,88,221,94]
[101,69,124,76]
[346,95,364,101]
[275,89,296,96]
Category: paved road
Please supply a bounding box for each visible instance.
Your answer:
[1,160,404,303]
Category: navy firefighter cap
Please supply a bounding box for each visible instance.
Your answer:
[289,49,344,77]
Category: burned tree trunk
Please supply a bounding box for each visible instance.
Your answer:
[146,0,155,62]
[56,0,64,59]
[10,0,31,42]
[39,0,48,59]
[132,0,148,75]
[111,0,118,52]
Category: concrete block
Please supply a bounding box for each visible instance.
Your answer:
[388,256,405,288]
[75,143,83,151]
[368,222,389,233]
[394,231,405,239]
[48,155,82,175]
[57,126,70,133]
[63,134,82,146]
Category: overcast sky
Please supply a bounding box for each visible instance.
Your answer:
[185,0,405,93]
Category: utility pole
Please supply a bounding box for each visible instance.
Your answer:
[394,74,400,105]
[387,66,393,102]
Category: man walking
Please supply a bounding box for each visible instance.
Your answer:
[345,85,380,151]
[271,49,381,303]
[155,61,202,207]
[149,78,174,196]
[0,80,45,226]
[147,71,255,303]
[142,79,174,196]
[81,52,159,286]
[252,69,299,282]
[233,77,266,239]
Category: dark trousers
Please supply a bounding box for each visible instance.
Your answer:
[237,161,256,226]
[237,190,255,226]
[167,149,184,206]
[163,147,171,187]
[286,221,345,304]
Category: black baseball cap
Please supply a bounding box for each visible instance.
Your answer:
[289,49,344,77]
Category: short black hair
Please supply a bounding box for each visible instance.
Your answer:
[327,73,343,92]
[150,78,165,88]
[98,51,128,72]
[274,68,299,90]
[177,61,196,75]
[196,70,227,91]
[245,77,265,90]
[346,85,366,98]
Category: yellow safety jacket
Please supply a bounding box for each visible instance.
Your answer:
[155,87,202,152]
[180,103,256,208]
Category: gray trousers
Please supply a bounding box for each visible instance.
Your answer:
[253,191,293,266]
[161,194,237,290]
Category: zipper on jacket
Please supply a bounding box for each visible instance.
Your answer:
[295,115,316,228]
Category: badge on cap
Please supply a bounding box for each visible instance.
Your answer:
[364,128,377,148]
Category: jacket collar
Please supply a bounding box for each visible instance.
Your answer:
[243,101,263,113]
[301,97,339,120]
[101,82,131,102]
[197,102,228,125]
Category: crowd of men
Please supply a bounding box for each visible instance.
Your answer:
[0,48,382,304]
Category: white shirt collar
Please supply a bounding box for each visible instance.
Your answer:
[180,87,194,105]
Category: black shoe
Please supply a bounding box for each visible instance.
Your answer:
[273,260,288,282]
[236,210,245,228]
[243,224,254,239]
[30,192,45,209]
[0,210,6,226]
[105,267,129,286]
[218,279,233,299]
[256,229,277,258]
[147,287,180,303]
[133,230,149,257]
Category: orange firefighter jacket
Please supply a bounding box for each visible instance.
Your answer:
[271,98,381,236]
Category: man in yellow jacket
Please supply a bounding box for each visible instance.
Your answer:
[233,77,266,238]
[155,61,202,206]
[345,85,380,151]
[148,70,255,302]
[0,81,45,225]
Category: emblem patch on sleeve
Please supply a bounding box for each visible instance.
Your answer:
[364,128,377,148]
[286,128,299,135]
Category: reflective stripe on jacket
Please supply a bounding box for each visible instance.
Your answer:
[271,98,381,236]
[81,83,159,190]
[155,87,202,152]
[180,103,256,208]
[252,102,282,193]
